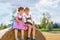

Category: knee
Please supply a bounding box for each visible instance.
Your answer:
[33,27,36,31]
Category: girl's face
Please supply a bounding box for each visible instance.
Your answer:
[24,10,29,15]
[19,10,24,15]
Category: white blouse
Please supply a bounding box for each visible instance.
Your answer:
[14,13,23,18]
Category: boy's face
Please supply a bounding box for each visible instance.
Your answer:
[24,10,29,14]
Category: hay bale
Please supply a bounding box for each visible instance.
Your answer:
[0,29,46,40]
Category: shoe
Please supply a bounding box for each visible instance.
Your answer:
[27,37,31,40]
[33,39,35,40]
[31,38,36,40]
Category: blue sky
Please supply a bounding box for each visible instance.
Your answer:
[0,0,60,24]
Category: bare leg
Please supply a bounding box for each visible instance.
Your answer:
[28,25,32,38]
[21,30,24,40]
[32,26,36,39]
[15,29,18,40]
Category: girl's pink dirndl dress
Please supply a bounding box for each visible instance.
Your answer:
[13,14,27,30]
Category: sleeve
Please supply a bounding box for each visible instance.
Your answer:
[22,15,26,23]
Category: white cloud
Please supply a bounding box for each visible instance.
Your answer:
[0,14,12,25]
[0,2,12,16]
[35,0,60,8]
[0,2,13,24]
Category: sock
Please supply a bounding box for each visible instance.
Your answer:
[15,38,18,40]
[33,37,35,39]
[22,37,24,39]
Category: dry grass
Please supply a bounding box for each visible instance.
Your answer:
[42,32,60,40]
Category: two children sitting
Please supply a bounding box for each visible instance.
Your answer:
[13,7,36,40]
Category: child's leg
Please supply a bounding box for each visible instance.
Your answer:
[21,30,24,40]
[32,26,36,39]
[15,29,18,40]
[28,25,32,38]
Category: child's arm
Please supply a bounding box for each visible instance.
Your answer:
[16,17,24,24]
[22,15,26,23]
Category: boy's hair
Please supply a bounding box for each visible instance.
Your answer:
[18,7,24,12]
[25,7,30,11]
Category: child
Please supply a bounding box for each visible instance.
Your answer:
[13,7,27,40]
[24,7,36,40]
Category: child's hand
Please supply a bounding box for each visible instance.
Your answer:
[24,24,26,26]
[19,21,24,24]
[24,24,27,26]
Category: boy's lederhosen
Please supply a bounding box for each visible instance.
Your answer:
[24,15,33,25]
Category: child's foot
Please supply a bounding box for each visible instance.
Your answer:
[27,37,31,40]
[32,39,35,40]
[15,38,19,40]
[31,38,36,40]
[21,38,24,40]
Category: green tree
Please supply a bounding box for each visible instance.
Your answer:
[40,13,47,29]
[40,12,52,30]
[35,24,41,29]
[0,24,8,30]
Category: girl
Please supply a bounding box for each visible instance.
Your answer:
[13,7,27,40]
[24,7,36,40]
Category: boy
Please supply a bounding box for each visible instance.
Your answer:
[23,7,36,40]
